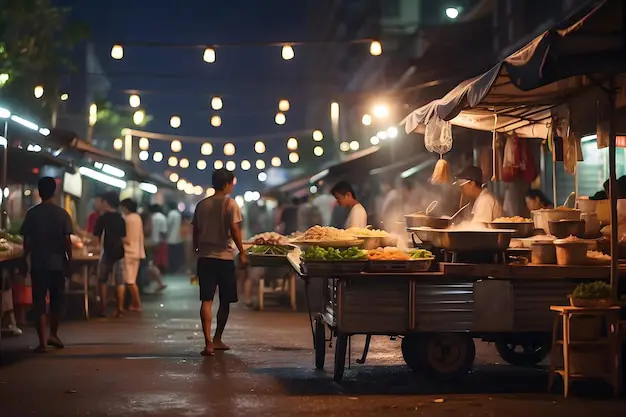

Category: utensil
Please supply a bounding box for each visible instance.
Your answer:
[450,202,471,222]
[487,221,534,238]
[404,213,452,229]
[562,192,576,208]
[548,219,585,239]
[425,201,438,216]
[531,208,581,233]
[408,227,515,252]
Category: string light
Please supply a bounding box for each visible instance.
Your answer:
[60,93,69,101]
[314,146,324,156]
[278,99,290,112]
[340,142,350,152]
[171,140,182,152]
[362,114,372,126]
[168,156,178,167]
[113,138,123,150]
[258,172,267,182]
[387,126,399,139]
[194,185,204,196]
[271,157,281,167]
[223,143,236,156]
[226,161,236,171]
[133,109,145,125]
[211,115,222,127]
[287,137,298,150]
[313,130,323,141]
[370,136,380,145]
[281,44,294,60]
[214,160,224,169]
[201,142,213,155]
[289,152,299,163]
[206,187,216,197]
[34,85,44,99]
[170,116,181,128]
[197,160,207,170]
[89,104,98,126]
[350,140,360,151]
[211,97,223,110]
[139,151,149,161]
[138,137,149,150]
[256,159,265,170]
[169,172,179,182]
[180,158,190,168]
[111,44,124,60]
[376,130,388,140]
[372,104,389,119]
[275,112,286,125]
[254,141,266,154]
[153,151,163,162]
[129,94,140,108]
[241,160,251,170]
[369,40,383,56]
[330,102,340,121]
[203,47,216,63]
[185,183,194,195]
[177,179,186,191]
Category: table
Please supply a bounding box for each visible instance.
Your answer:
[69,253,100,320]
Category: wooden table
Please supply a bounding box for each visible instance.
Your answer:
[70,253,100,320]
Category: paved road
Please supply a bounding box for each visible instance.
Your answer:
[0,276,623,416]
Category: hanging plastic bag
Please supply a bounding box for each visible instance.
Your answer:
[501,136,519,182]
[424,117,453,155]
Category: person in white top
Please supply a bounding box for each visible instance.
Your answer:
[455,166,503,223]
[149,205,168,273]
[331,181,368,229]
[120,199,146,311]
[166,202,183,273]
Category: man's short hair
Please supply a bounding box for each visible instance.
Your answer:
[149,204,162,213]
[212,168,235,191]
[331,181,356,199]
[102,191,120,209]
[38,177,57,201]
[120,198,138,213]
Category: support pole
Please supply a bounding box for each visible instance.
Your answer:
[1,121,8,230]
[607,77,619,300]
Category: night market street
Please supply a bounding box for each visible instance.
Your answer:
[0,276,623,417]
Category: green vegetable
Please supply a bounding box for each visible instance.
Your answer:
[302,246,367,261]
[248,245,291,255]
[408,249,433,259]
[572,281,611,299]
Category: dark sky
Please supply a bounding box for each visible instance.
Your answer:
[57,0,317,191]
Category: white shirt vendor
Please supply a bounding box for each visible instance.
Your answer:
[331,180,368,229]
[345,203,368,229]
[471,188,504,223]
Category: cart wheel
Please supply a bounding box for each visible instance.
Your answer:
[419,333,475,381]
[401,335,422,371]
[495,341,550,366]
[333,334,348,383]
[314,314,326,370]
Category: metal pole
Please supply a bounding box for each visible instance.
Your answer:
[552,146,557,207]
[607,77,618,300]
[1,121,8,230]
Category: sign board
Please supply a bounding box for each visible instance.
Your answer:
[63,171,82,198]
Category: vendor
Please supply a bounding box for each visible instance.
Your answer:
[525,189,553,211]
[331,181,367,228]
[455,166,503,223]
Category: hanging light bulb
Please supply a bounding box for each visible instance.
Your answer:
[170,116,181,128]
[314,146,324,157]
[113,138,123,151]
[256,159,265,170]
[179,158,190,168]
[168,156,178,167]
[153,151,163,162]
[287,137,298,150]
[281,44,294,60]
[197,160,207,170]
[34,85,44,99]
[313,130,323,141]
[206,187,216,197]
[139,151,149,161]
[169,172,179,183]
[201,142,213,155]
[226,161,236,171]
[60,93,69,101]
[372,104,390,119]
[362,114,372,126]
[177,179,187,191]
[171,140,182,153]
[369,40,383,56]
[89,103,98,126]
[387,126,399,139]
[223,143,236,156]
[370,136,380,145]
[254,141,266,154]
[211,96,223,110]
[350,140,360,151]
[211,115,222,127]
[111,44,124,60]
[241,160,251,170]
[129,94,140,108]
[278,99,290,112]
[203,47,216,63]
[194,185,204,196]
[258,172,267,182]
[133,109,145,125]
[271,157,282,167]
[214,160,224,170]
[138,137,149,150]
[275,112,286,125]
[289,152,299,163]
[340,142,350,152]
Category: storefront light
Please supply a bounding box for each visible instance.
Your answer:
[79,167,126,189]
[139,182,158,194]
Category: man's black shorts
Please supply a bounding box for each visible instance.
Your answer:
[31,269,65,316]
[197,258,238,303]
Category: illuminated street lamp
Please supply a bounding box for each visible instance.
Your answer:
[111,44,124,60]
[278,99,290,112]
[203,47,216,63]
[211,96,223,110]
[446,7,460,19]
[129,94,140,108]
[369,40,382,56]
[133,109,145,125]
[281,44,294,60]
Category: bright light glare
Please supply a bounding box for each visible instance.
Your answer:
[113,138,123,150]
[372,104,389,119]
[171,140,182,153]
[60,93,69,101]
[289,152,299,163]
[139,151,149,161]
[281,44,294,60]
[179,158,190,168]
[387,126,399,139]
[223,143,236,156]
[377,130,388,140]
[133,109,145,125]
[241,160,251,170]
[287,137,298,150]
[34,85,44,99]
[138,137,149,150]
[226,161,236,171]
[349,141,360,151]
[310,185,318,194]
[271,157,281,167]
[10,115,38,131]
[256,159,265,170]
[370,40,382,56]
[203,47,216,63]
[214,160,224,169]
[139,182,158,194]
[314,146,324,157]
[279,99,290,112]
[446,7,460,19]
[340,142,350,152]
[235,195,245,207]
[102,164,125,178]
[211,115,222,127]
[170,116,181,128]
[197,160,207,170]
[153,152,163,162]
[206,187,216,197]
[362,114,372,126]
[275,112,286,125]
[255,141,266,154]
[258,172,267,182]
[111,44,124,60]
[80,167,126,189]
[168,156,178,167]
[201,142,213,155]
[211,96,223,110]
[169,173,179,182]
[39,128,50,136]
[129,94,140,108]
[370,136,380,145]
[0,108,10,119]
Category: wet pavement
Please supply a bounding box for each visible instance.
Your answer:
[1,276,624,416]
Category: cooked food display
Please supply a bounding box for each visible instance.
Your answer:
[293,225,355,242]
[555,235,583,243]
[586,250,611,263]
[492,216,532,223]
[248,245,293,256]
[302,246,367,261]
[346,227,389,237]
[250,232,288,246]
[367,247,433,261]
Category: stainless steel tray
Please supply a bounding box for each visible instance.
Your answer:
[247,254,291,268]
[302,260,367,277]
[409,227,515,252]
[367,258,434,273]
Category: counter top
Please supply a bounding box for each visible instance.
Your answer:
[440,262,623,280]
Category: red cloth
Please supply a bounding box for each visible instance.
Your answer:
[86,211,100,234]
[12,284,32,305]
[153,242,168,270]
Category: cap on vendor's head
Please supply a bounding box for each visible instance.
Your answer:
[454,166,484,187]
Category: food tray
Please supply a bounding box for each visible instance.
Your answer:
[290,239,363,249]
[367,258,434,273]
[302,260,367,277]
[247,254,291,268]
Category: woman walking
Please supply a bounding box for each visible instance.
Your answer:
[121,199,145,311]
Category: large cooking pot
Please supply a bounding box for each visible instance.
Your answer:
[404,213,452,230]
[409,227,515,252]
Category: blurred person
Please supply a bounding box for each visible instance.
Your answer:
[277,197,299,235]
[149,204,168,273]
[166,201,183,273]
[525,189,553,212]
[332,181,367,228]
[312,184,335,226]
[20,177,73,352]
[85,194,104,234]
[193,169,247,355]
[298,195,323,231]
[455,166,503,223]
[120,199,145,311]
[93,192,126,318]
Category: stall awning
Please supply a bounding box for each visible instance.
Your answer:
[402,0,624,138]
[2,147,74,184]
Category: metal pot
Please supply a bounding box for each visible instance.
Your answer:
[404,213,452,230]
[409,227,515,252]
[548,219,585,239]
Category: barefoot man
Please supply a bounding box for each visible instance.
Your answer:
[192,168,248,355]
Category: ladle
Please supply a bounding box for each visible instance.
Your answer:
[450,202,472,222]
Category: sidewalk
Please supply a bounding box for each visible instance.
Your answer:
[0,276,624,416]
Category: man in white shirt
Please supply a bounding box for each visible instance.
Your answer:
[166,202,183,273]
[331,181,368,229]
[455,166,503,223]
[311,185,335,226]
[149,205,168,273]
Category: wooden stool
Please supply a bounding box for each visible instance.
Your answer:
[549,305,621,397]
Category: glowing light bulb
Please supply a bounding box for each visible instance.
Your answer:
[281,44,294,60]
[33,85,44,99]
[370,136,380,145]
[289,152,299,163]
[258,172,267,182]
[197,160,207,170]
[314,146,324,157]
[138,137,149,150]
[271,157,281,167]
[169,173,179,182]
[287,137,298,150]
[214,160,224,169]
[362,114,372,126]
[387,126,399,139]
[60,93,69,101]
[223,143,236,156]
[211,115,222,127]
[133,109,145,125]
[369,40,382,56]
[168,156,178,167]
[275,112,286,125]
[113,138,123,150]
[313,130,323,141]
[241,160,251,170]
[226,161,236,171]
[171,140,182,153]
[129,94,140,108]
[278,99,290,112]
[179,158,190,169]
[254,141,266,154]
[139,151,149,161]
[206,187,215,197]
[89,103,98,126]
[201,143,213,155]
[340,142,350,152]
[153,152,163,162]
[372,104,389,119]
[256,159,265,170]
[111,44,124,60]
[170,116,181,128]
[350,141,360,151]
[203,47,216,63]
[211,96,223,110]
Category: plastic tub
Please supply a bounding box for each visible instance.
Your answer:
[530,241,557,264]
[553,239,588,266]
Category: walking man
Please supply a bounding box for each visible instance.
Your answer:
[192,168,247,356]
[120,198,145,311]
[21,177,73,352]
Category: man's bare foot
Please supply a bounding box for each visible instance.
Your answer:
[114,309,124,318]
[201,342,215,356]
[213,340,230,351]
[33,345,49,353]
[47,336,64,349]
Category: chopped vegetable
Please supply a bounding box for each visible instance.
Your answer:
[248,245,292,256]
[302,246,367,261]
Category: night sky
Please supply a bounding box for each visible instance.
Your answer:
[56,0,318,192]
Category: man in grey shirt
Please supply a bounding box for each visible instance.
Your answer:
[192,169,247,356]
